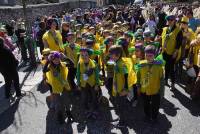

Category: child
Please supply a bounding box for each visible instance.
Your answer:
[131,43,145,107]
[76,48,100,119]
[41,48,51,66]
[102,36,115,95]
[64,32,80,90]
[108,45,137,126]
[41,48,51,93]
[85,38,100,62]
[43,51,74,124]
[117,37,130,57]
[133,43,145,64]
[137,45,164,122]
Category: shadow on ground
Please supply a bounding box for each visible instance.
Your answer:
[44,89,173,134]
[0,100,20,132]
[171,87,200,117]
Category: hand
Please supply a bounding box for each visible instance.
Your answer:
[190,40,197,47]
[172,50,178,59]
[154,36,161,42]
[77,86,81,91]
[195,76,200,84]
[188,64,194,68]
[60,52,66,59]
[185,32,191,38]
[119,90,128,96]
[94,85,99,91]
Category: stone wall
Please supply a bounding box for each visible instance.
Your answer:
[0,1,96,30]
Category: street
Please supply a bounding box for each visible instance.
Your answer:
[0,65,200,134]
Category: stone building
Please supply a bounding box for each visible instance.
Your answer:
[0,0,16,6]
[96,0,109,6]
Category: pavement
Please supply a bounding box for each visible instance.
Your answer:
[0,65,200,134]
[0,64,42,114]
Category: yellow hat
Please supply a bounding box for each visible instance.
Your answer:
[42,48,51,55]
[181,16,189,23]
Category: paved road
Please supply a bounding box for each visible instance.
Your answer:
[0,66,200,134]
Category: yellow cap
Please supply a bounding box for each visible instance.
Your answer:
[42,48,51,55]
[181,16,189,23]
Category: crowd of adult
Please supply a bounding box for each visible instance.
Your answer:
[0,2,200,126]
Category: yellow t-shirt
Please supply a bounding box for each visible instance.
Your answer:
[192,44,200,66]
[90,43,100,60]
[137,60,164,95]
[162,27,180,55]
[64,44,80,68]
[46,62,70,94]
[183,28,196,49]
[78,59,98,88]
[128,40,135,48]
[99,37,105,46]
[112,57,137,96]
[101,49,114,78]
[42,30,64,52]
[162,27,181,62]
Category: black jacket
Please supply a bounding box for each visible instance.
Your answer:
[0,46,18,74]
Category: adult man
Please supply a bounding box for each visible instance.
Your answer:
[178,16,196,77]
[15,22,27,63]
[0,37,21,99]
[161,15,183,89]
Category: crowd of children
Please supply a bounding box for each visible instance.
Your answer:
[1,3,200,126]
[38,4,200,125]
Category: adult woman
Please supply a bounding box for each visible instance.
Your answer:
[43,51,74,124]
[37,21,46,54]
[61,22,70,44]
[42,18,64,52]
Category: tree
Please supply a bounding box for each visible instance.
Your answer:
[22,0,28,31]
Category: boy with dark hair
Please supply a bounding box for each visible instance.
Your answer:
[108,45,137,126]
[77,48,100,119]
[137,45,164,122]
